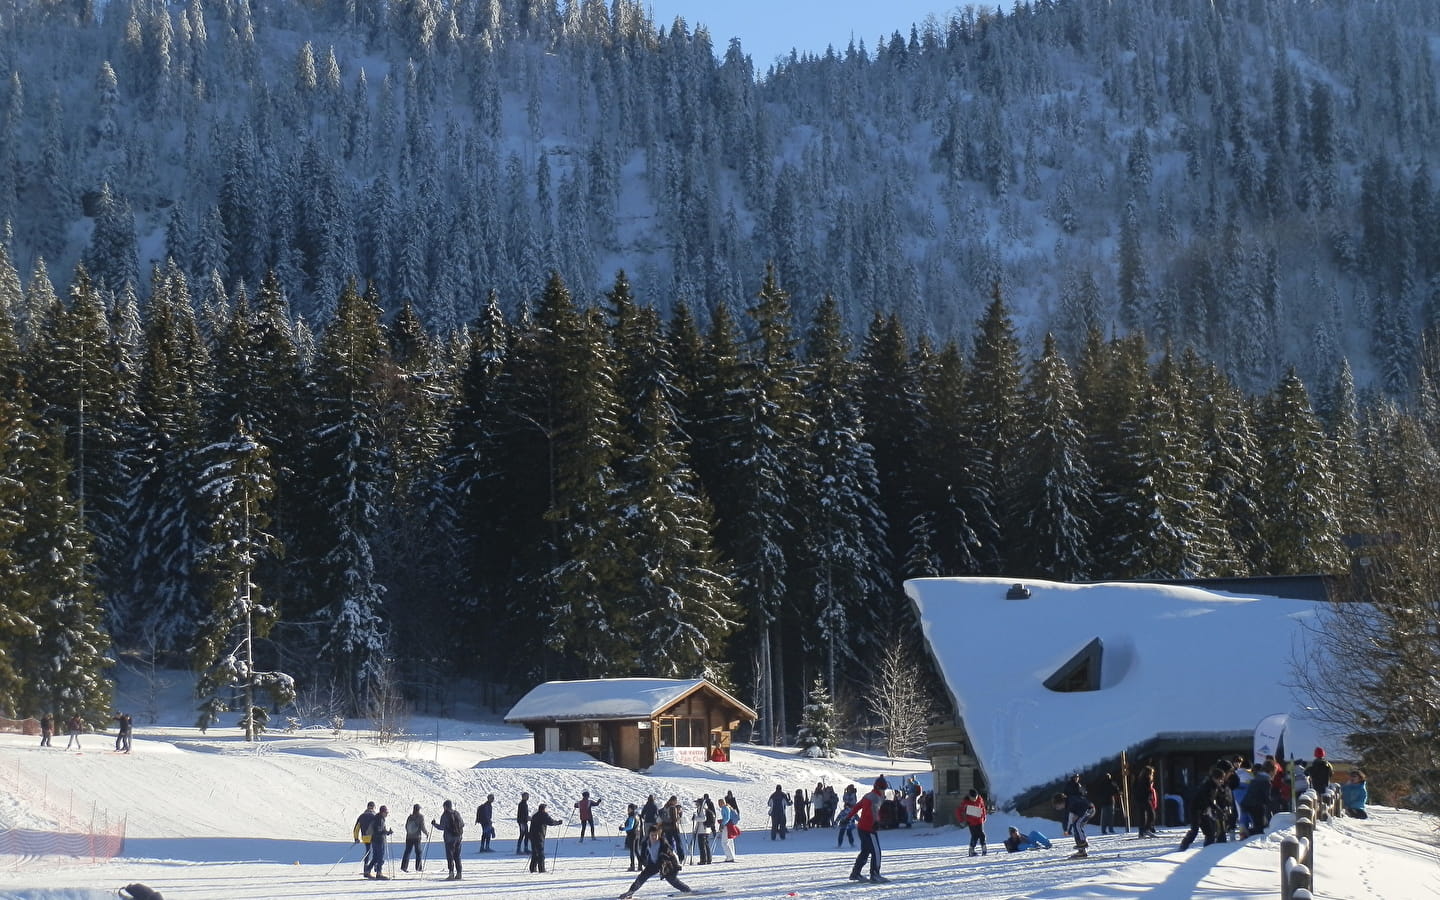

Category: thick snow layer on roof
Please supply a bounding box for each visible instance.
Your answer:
[905,576,1335,807]
[504,677,708,722]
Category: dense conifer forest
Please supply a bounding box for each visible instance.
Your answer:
[1,0,1439,739]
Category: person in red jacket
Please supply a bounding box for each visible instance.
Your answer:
[842,776,890,883]
[957,789,988,856]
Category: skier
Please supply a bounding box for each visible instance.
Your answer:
[792,786,809,831]
[691,797,712,864]
[641,794,659,830]
[660,796,686,861]
[528,802,563,873]
[401,804,429,872]
[39,713,52,747]
[1134,765,1159,838]
[840,775,889,883]
[476,794,495,852]
[1094,773,1120,834]
[352,801,377,875]
[836,798,856,847]
[1241,767,1274,835]
[767,785,790,840]
[1053,789,1096,859]
[516,791,532,855]
[575,790,602,841]
[716,797,738,862]
[432,798,465,880]
[64,714,84,750]
[365,805,392,879]
[1003,826,1051,852]
[621,802,642,871]
[958,788,988,856]
[618,825,692,898]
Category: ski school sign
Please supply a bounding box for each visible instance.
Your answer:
[1253,713,1289,765]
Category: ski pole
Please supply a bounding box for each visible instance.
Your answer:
[324,842,355,877]
[552,822,567,873]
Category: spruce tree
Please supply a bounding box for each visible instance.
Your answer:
[309,279,391,702]
[1010,333,1096,580]
[1258,368,1346,574]
[800,296,891,693]
[959,285,1025,570]
[193,418,292,738]
[796,675,838,758]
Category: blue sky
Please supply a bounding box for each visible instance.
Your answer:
[642,1,953,71]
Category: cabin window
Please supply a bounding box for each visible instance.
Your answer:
[945,769,960,793]
[658,716,706,747]
[580,721,601,747]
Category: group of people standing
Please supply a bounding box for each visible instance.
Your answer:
[37,713,94,750]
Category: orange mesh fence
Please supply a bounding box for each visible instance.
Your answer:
[0,759,126,866]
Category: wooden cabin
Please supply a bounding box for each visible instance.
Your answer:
[504,678,757,771]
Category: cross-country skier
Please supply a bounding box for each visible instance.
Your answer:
[575,790,602,841]
[618,825,693,898]
[528,802,563,873]
[1053,790,1096,858]
[365,805,392,879]
[840,775,889,883]
[353,801,377,875]
[433,798,465,880]
[516,792,532,855]
[476,794,495,851]
[401,804,429,872]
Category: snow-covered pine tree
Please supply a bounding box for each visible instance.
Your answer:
[1257,367,1346,574]
[796,675,837,758]
[959,284,1025,570]
[800,296,891,693]
[308,280,390,706]
[193,418,292,739]
[1010,333,1096,580]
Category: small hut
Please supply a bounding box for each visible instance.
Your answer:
[504,678,757,771]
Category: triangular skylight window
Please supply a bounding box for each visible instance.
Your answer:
[1043,637,1103,692]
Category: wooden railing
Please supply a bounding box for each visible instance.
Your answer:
[1280,787,1343,900]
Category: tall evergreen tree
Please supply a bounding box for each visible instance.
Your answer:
[1258,368,1346,574]
[309,279,391,702]
[193,418,292,738]
[959,285,1025,569]
[1010,333,1096,580]
[799,296,891,694]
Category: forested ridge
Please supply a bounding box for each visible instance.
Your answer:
[2,0,1440,738]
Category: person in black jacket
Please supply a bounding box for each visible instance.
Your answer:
[1094,773,1121,834]
[618,826,692,898]
[1306,748,1335,799]
[476,794,495,852]
[365,806,393,879]
[1177,768,1226,850]
[432,798,465,880]
[528,802,564,873]
[516,792,532,855]
[1240,768,1274,836]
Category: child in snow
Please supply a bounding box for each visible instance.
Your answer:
[1003,826,1051,852]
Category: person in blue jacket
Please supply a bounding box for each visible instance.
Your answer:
[1341,770,1369,819]
[1003,826,1052,852]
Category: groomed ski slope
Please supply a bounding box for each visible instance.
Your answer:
[0,685,1435,900]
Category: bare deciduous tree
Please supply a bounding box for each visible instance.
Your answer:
[865,629,935,759]
[1292,410,1440,814]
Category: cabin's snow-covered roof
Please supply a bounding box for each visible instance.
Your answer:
[505,677,740,723]
[905,577,1333,807]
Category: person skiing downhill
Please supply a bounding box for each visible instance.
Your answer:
[840,775,890,883]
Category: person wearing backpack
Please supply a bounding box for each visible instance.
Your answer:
[476,794,495,851]
[432,799,465,880]
[400,804,430,872]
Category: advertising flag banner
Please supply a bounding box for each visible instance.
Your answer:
[1253,713,1288,765]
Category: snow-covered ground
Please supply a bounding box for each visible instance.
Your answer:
[0,673,1435,900]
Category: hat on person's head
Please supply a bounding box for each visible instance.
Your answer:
[874,775,889,790]
[1314,747,1325,758]
[367,801,376,809]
